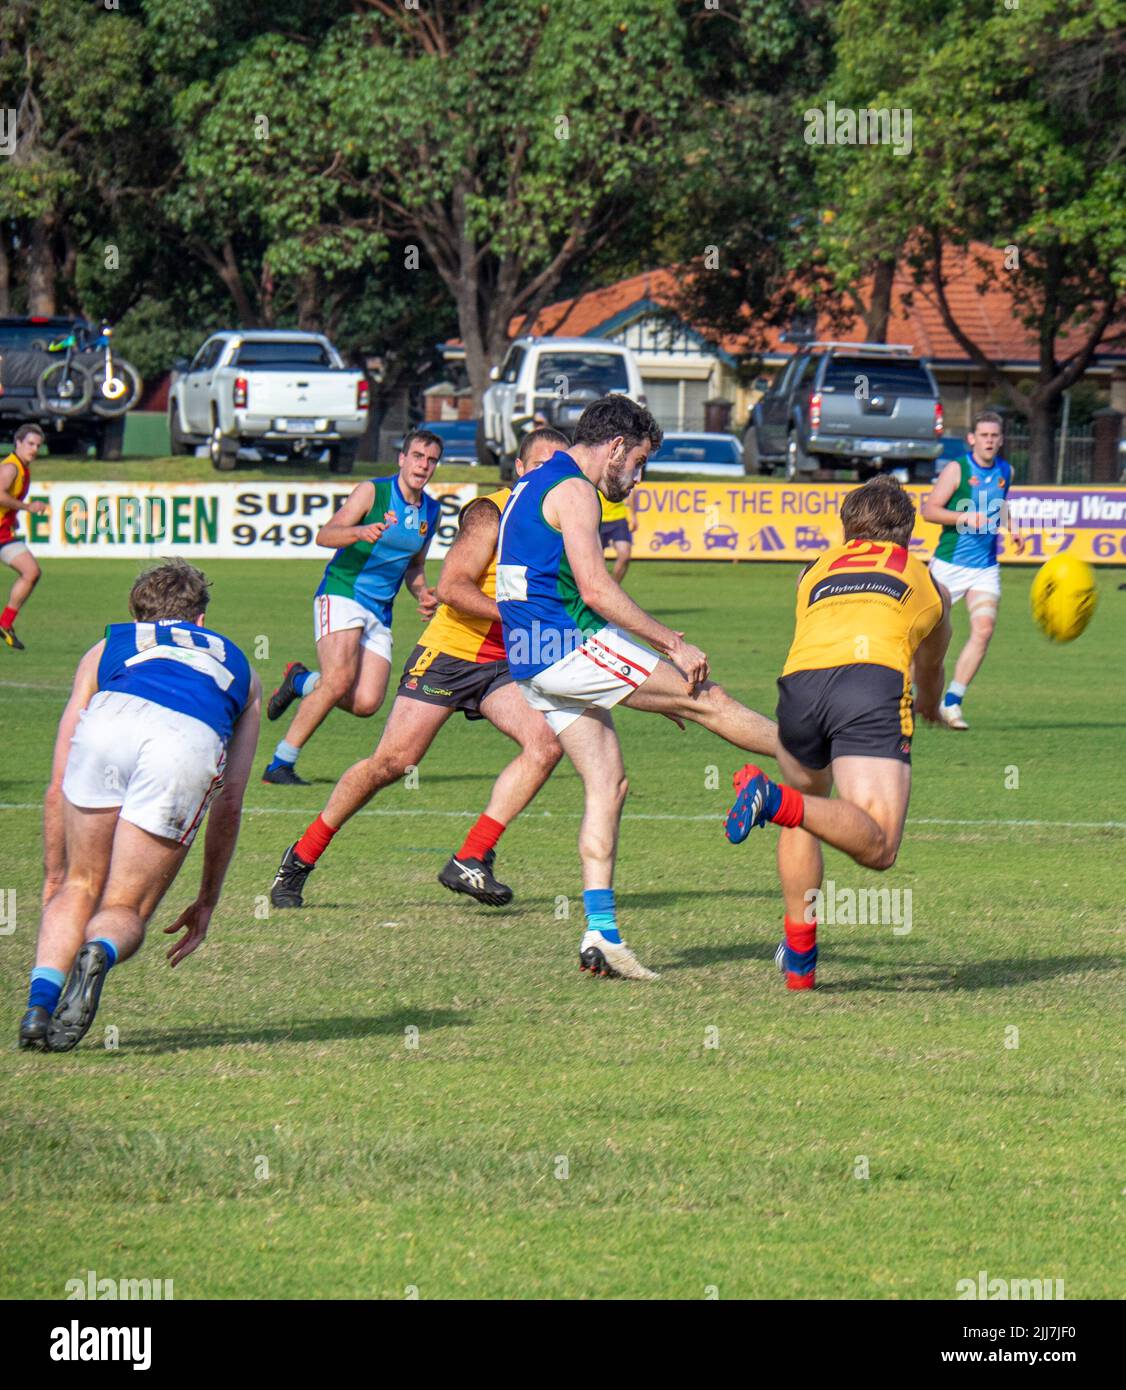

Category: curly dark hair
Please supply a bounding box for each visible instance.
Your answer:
[129,558,212,622]
[573,396,663,452]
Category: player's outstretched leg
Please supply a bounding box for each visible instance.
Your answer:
[622,659,777,757]
[558,708,657,982]
[45,940,113,1052]
[438,683,563,907]
[268,661,317,722]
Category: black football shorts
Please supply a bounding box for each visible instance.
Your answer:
[776,663,914,768]
[398,644,513,721]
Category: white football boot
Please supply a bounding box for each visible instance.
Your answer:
[579,931,659,981]
[940,701,969,730]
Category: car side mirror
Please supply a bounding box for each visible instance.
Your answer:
[488,365,501,381]
[173,357,190,372]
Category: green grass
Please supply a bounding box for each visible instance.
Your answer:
[1,559,1123,1299]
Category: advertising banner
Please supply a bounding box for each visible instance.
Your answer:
[21,480,476,561]
[629,481,1126,564]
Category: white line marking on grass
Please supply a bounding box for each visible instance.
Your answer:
[0,803,1122,830]
[0,681,70,692]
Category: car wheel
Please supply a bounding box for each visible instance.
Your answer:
[498,453,517,484]
[329,442,357,475]
[786,431,813,480]
[95,417,126,461]
[209,423,239,472]
[476,419,499,470]
[169,406,193,456]
[743,426,761,476]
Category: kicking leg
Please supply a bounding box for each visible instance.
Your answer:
[45,818,189,1052]
[622,658,777,757]
[271,696,452,907]
[439,684,563,906]
[558,709,656,981]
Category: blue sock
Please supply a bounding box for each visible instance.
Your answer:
[28,966,65,1013]
[268,739,301,771]
[944,681,967,706]
[296,670,320,697]
[91,938,118,968]
[583,888,620,944]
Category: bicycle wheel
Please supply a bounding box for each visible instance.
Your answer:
[91,356,143,417]
[38,360,94,416]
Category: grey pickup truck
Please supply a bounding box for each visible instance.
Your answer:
[743,342,944,482]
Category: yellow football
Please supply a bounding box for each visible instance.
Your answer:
[1029,552,1098,643]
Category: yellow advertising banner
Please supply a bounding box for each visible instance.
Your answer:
[628,481,1126,565]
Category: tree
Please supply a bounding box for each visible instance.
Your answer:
[816,0,1126,480]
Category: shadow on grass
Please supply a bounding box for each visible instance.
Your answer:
[121,1007,473,1054]
[818,955,1120,994]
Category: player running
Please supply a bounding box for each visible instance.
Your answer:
[0,424,48,650]
[496,395,777,982]
[18,559,261,1052]
[922,410,1023,730]
[262,430,443,784]
[724,476,951,990]
[269,428,568,909]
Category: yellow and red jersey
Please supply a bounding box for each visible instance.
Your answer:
[0,452,30,544]
[783,538,943,680]
[416,488,510,663]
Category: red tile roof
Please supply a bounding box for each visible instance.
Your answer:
[514,246,1123,366]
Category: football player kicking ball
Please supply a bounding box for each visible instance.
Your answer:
[0,424,48,651]
[19,560,261,1051]
[262,430,443,784]
[496,395,778,982]
[724,477,951,990]
[268,429,568,910]
[922,410,1023,730]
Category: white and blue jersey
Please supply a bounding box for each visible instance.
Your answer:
[933,455,1013,568]
[496,451,606,680]
[97,621,252,742]
[316,476,439,625]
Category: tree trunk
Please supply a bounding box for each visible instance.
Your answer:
[1026,398,1056,484]
[296,269,321,333]
[27,214,57,315]
[865,256,896,342]
[0,233,10,315]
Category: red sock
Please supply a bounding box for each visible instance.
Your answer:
[295,814,338,865]
[772,784,805,828]
[459,814,505,861]
[0,606,17,629]
[784,913,816,955]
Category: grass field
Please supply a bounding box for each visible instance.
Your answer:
[2,557,1123,1300]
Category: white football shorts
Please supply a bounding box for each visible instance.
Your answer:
[62,691,227,846]
[0,540,30,566]
[929,558,1001,606]
[313,594,393,661]
[516,625,659,734]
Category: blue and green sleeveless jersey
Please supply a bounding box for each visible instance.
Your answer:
[316,476,440,625]
[933,454,1012,568]
[496,451,606,679]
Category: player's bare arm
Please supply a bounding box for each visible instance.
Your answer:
[315,481,393,548]
[42,641,104,905]
[1000,497,1025,554]
[165,673,262,967]
[923,460,986,530]
[547,478,708,685]
[404,548,438,618]
[0,462,47,517]
[434,499,502,623]
[914,588,952,724]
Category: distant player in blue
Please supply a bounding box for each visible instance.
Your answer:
[922,411,1024,729]
[262,430,443,784]
[19,559,262,1052]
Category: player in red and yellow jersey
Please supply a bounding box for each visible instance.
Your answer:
[268,428,569,909]
[724,477,952,989]
[0,424,48,650]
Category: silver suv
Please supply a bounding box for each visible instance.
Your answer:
[745,342,944,482]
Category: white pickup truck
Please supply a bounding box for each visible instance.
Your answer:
[168,329,370,472]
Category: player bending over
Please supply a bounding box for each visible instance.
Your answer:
[268,430,567,909]
[262,430,443,784]
[724,476,951,990]
[18,559,261,1051]
[496,395,778,982]
[0,424,48,651]
[922,410,1023,730]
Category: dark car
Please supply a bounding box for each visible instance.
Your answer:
[645,432,744,476]
[398,418,480,465]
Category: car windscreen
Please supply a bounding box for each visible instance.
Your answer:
[650,437,740,465]
[821,358,934,396]
[232,341,334,367]
[534,352,629,394]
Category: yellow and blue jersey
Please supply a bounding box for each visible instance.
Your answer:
[316,476,439,625]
